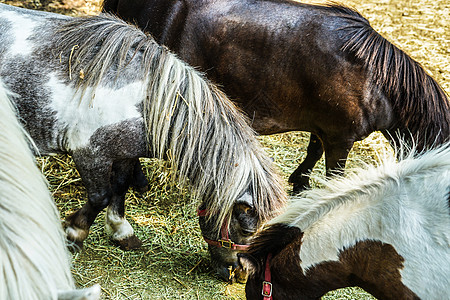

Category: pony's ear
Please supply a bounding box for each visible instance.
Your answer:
[237,253,259,276]
[58,284,101,300]
[249,224,302,257]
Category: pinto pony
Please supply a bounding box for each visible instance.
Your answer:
[0,81,100,299]
[103,0,450,192]
[0,4,286,281]
[239,145,450,299]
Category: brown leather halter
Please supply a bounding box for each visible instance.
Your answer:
[197,208,250,251]
[262,253,273,299]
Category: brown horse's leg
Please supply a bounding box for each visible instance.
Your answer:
[322,138,355,178]
[106,159,143,250]
[289,134,324,193]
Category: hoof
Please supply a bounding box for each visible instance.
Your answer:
[290,177,310,195]
[64,223,89,250]
[67,240,84,253]
[291,183,304,195]
[113,235,143,250]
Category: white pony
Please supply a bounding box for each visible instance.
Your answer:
[0,81,101,299]
[241,144,450,300]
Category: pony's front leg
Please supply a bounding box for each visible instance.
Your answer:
[105,159,143,250]
[65,153,113,249]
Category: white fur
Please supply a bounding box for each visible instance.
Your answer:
[58,284,101,300]
[272,146,450,299]
[65,226,89,243]
[47,73,145,150]
[0,80,100,299]
[105,207,135,241]
[0,10,37,56]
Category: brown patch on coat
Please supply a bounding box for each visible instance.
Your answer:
[243,227,420,300]
[270,240,420,300]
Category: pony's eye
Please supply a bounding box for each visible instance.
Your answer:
[241,229,256,237]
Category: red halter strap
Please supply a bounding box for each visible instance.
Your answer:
[262,253,273,299]
[197,209,250,251]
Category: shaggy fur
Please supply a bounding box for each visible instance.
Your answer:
[243,144,450,299]
[53,13,287,232]
[0,4,287,271]
[0,80,100,299]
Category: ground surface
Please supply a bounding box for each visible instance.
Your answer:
[0,0,448,299]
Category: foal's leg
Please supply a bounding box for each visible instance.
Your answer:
[65,152,113,248]
[288,134,324,193]
[105,159,143,250]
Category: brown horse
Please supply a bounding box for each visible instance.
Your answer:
[103,0,450,193]
[239,144,450,299]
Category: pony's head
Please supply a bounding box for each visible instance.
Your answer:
[238,224,304,299]
[198,191,260,282]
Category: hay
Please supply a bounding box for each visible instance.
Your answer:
[0,0,448,298]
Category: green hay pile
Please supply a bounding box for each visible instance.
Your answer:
[1,0,448,298]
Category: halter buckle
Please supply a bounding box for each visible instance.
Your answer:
[218,239,234,249]
[262,281,272,297]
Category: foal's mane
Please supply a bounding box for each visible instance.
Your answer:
[0,81,74,298]
[53,14,287,231]
[273,144,450,231]
[332,4,450,149]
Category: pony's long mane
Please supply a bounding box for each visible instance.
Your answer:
[273,143,450,231]
[0,81,74,298]
[53,14,287,231]
[334,5,450,149]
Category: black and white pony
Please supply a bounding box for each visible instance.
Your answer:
[0,4,287,282]
[0,80,101,299]
[240,144,450,299]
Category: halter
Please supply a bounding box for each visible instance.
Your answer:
[262,253,273,299]
[197,208,250,251]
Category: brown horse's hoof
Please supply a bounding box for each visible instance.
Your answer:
[114,235,143,250]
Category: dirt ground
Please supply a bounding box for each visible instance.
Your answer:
[0,0,448,299]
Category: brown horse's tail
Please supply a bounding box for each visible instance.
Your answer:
[337,6,450,150]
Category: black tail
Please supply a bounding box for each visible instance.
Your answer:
[102,0,120,13]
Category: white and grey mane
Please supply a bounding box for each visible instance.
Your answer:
[0,81,100,299]
[53,14,287,231]
[274,144,450,231]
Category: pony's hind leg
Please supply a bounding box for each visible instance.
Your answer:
[322,137,355,178]
[106,159,143,250]
[288,134,324,193]
[65,152,113,249]
[131,158,149,193]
